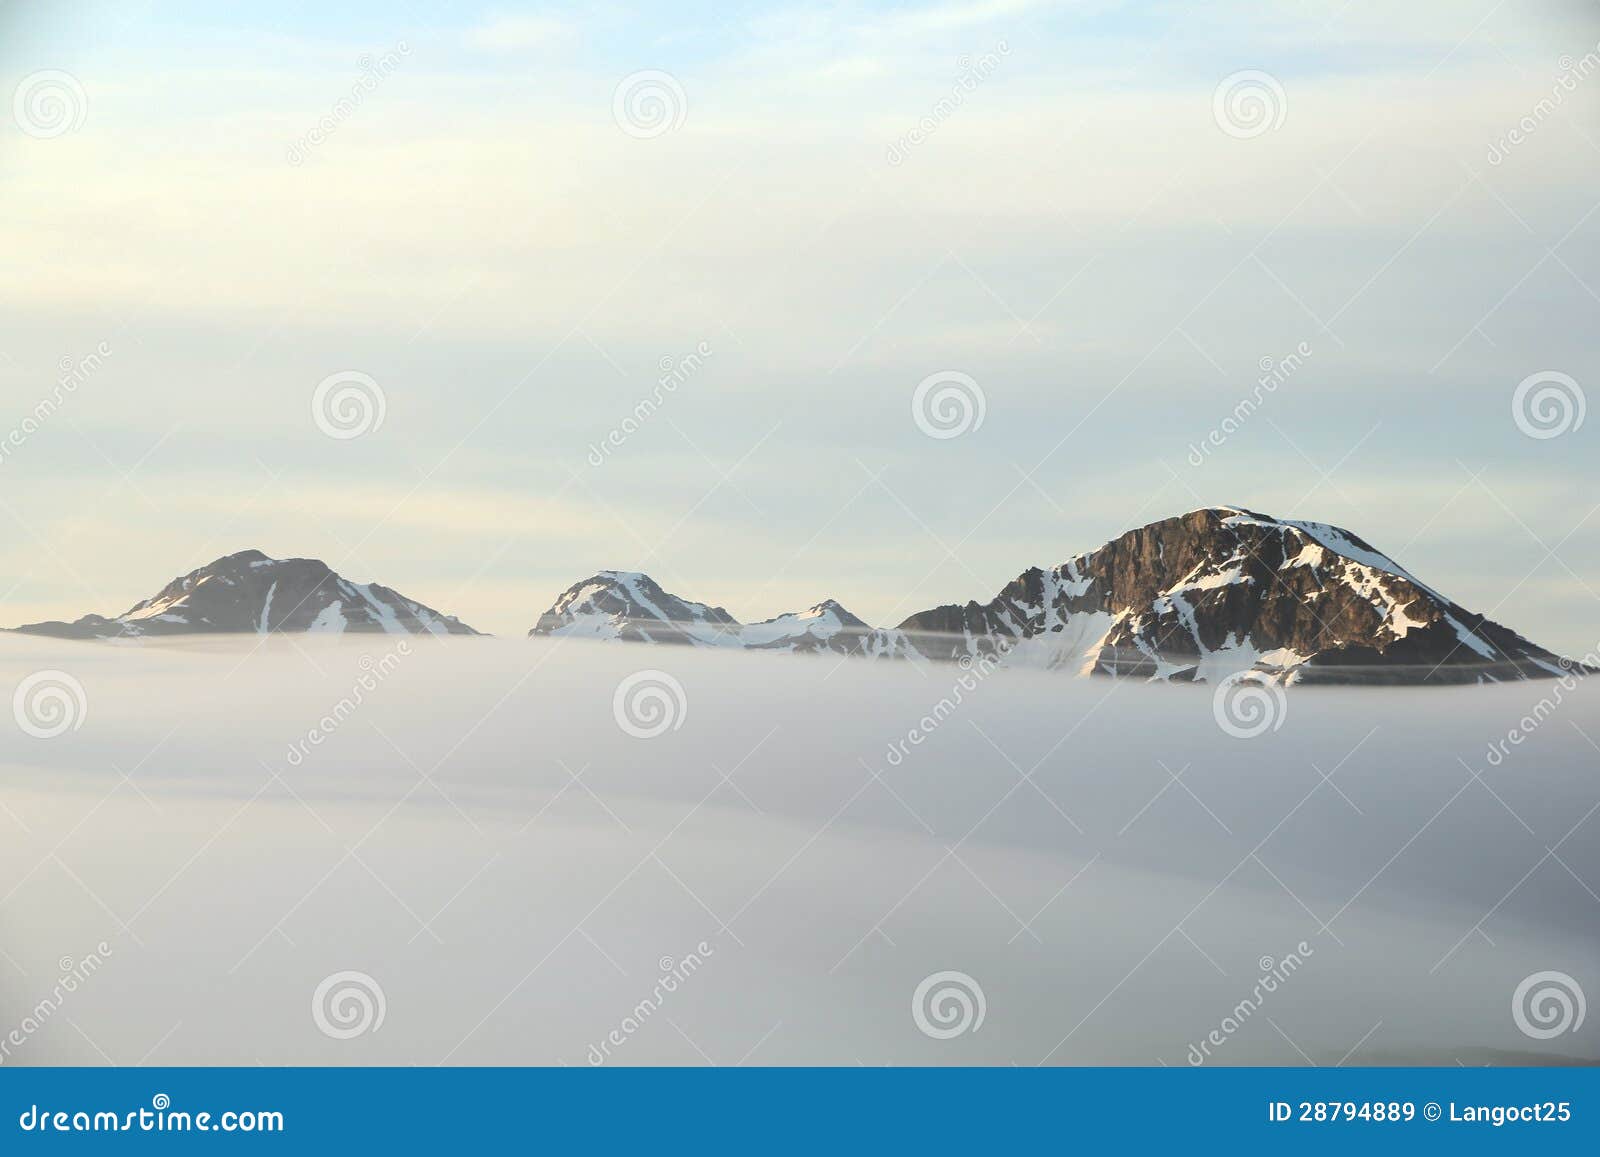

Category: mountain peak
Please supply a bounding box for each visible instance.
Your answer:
[1181,504,1269,520]
[534,571,737,645]
[532,577,898,657]
[14,553,480,639]
[807,598,858,619]
[901,507,1565,683]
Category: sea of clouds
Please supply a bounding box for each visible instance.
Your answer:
[0,633,1594,1066]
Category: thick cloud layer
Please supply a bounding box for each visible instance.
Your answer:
[1,634,1594,1065]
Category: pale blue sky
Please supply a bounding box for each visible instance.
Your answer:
[2,1,1598,650]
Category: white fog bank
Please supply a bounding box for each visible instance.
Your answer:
[0,634,1595,1066]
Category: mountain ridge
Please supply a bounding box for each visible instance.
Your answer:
[529,507,1579,684]
[7,508,1584,684]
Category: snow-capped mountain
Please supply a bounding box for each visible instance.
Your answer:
[532,572,908,657]
[899,507,1572,684]
[13,550,480,639]
[741,600,884,656]
[532,571,741,646]
[531,509,1577,684]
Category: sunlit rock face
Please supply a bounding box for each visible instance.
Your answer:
[533,509,1576,685]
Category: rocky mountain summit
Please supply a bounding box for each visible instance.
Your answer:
[14,550,479,639]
